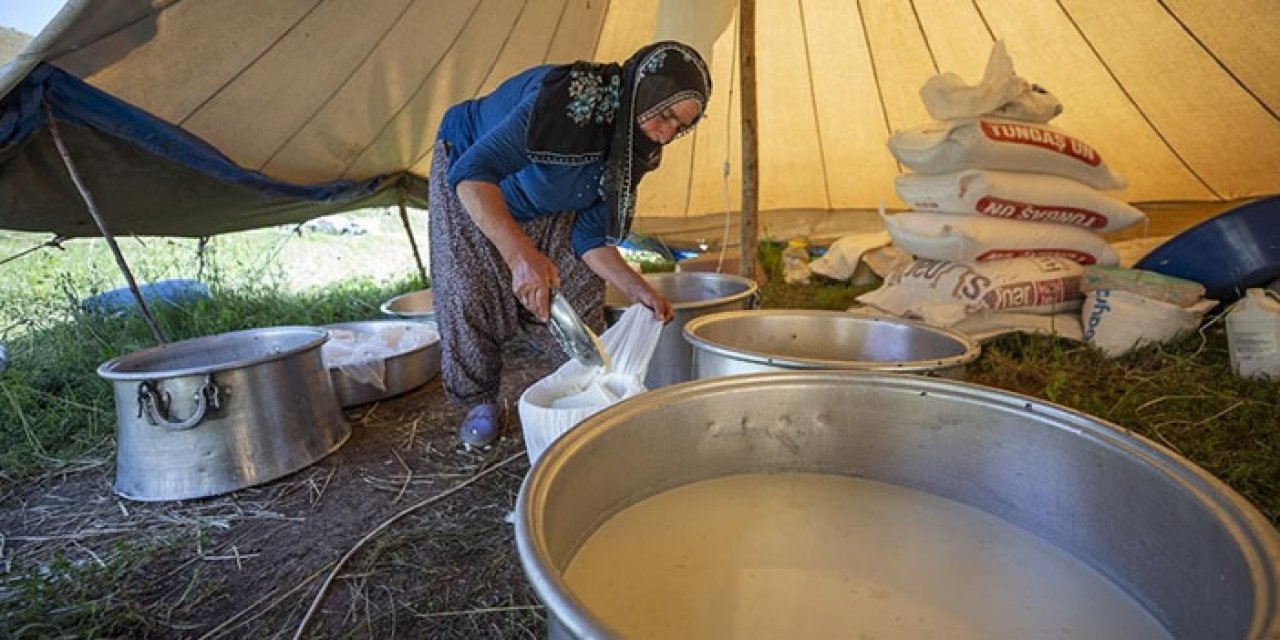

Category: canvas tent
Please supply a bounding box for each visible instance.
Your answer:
[1,0,1278,246]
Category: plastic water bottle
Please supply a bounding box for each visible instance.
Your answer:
[1226,288,1280,380]
[0,343,6,373]
[782,238,812,285]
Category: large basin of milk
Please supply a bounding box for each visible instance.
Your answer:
[565,473,1167,639]
[515,372,1280,639]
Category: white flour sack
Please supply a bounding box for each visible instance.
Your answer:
[883,212,1120,266]
[1082,289,1218,356]
[894,170,1147,234]
[857,257,1084,327]
[888,118,1126,190]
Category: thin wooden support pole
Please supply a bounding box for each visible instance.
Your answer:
[398,190,430,287]
[196,236,210,282]
[44,102,168,344]
[738,0,759,281]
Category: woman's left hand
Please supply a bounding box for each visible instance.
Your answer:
[634,286,674,323]
[582,246,675,323]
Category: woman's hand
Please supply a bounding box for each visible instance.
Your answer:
[582,246,674,323]
[456,180,561,321]
[509,246,560,322]
[633,284,674,322]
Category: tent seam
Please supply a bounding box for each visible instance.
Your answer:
[178,0,327,127]
[261,0,424,175]
[589,0,610,62]
[1155,0,1279,123]
[1054,0,1222,200]
[908,0,940,73]
[338,0,488,179]
[854,0,901,175]
[544,0,571,65]
[409,0,605,175]
[969,0,997,44]
[797,0,832,210]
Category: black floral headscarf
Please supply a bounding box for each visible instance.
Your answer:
[526,41,712,243]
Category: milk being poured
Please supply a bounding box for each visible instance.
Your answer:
[564,473,1170,640]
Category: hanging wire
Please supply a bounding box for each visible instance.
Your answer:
[716,0,743,273]
[0,234,67,267]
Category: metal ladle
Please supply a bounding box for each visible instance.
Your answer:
[546,290,609,369]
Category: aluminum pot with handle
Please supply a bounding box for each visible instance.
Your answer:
[97,326,350,501]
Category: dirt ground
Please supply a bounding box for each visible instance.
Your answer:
[0,341,562,639]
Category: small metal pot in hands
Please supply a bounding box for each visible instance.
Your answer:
[97,327,350,501]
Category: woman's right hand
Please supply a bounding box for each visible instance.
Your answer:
[455,180,562,321]
[510,247,560,322]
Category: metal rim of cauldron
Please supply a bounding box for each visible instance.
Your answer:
[515,371,1280,639]
[379,289,435,319]
[605,272,758,313]
[96,326,329,381]
[682,309,981,373]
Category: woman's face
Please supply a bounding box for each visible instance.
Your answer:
[638,98,702,145]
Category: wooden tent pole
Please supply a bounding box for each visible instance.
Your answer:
[397,189,430,287]
[738,0,759,281]
[45,102,169,345]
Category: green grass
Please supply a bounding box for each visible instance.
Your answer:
[756,240,881,310]
[1,536,209,639]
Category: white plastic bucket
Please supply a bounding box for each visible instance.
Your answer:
[1227,289,1280,380]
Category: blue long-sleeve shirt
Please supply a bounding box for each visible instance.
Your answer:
[437,66,610,256]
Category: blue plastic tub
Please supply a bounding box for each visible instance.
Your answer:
[1135,197,1280,302]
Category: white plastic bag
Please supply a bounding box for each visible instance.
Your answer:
[887,118,1126,190]
[920,41,1062,124]
[894,169,1146,234]
[882,210,1119,266]
[519,304,663,464]
[321,325,436,391]
[1081,289,1217,356]
[808,231,892,282]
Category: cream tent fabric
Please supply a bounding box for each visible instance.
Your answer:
[2,0,1278,241]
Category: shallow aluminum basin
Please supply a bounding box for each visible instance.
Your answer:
[380,289,436,324]
[516,372,1280,639]
[322,321,440,408]
[684,310,980,379]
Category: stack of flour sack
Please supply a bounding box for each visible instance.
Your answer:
[858,42,1147,336]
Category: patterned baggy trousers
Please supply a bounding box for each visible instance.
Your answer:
[428,142,605,408]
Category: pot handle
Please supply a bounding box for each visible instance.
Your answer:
[136,374,221,431]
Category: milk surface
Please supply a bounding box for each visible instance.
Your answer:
[564,473,1171,640]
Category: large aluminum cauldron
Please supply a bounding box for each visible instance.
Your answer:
[605,272,757,388]
[684,310,980,379]
[516,372,1280,639]
[98,327,349,501]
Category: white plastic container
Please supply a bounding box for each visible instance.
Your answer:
[781,238,812,285]
[1226,289,1280,380]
